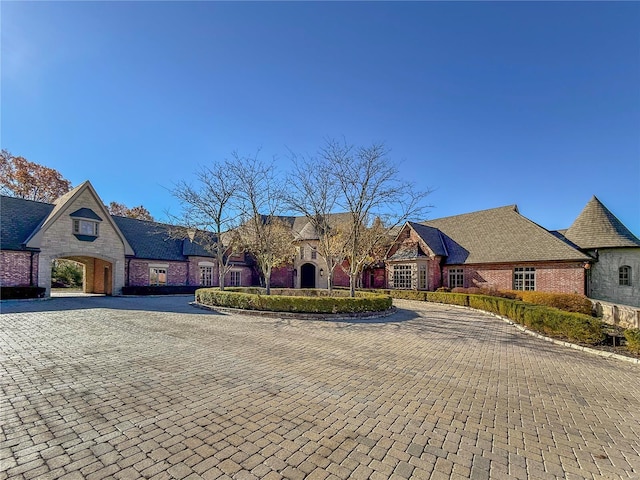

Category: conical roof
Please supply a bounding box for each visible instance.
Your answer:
[564,196,640,249]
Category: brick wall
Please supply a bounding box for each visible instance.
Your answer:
[444,262,586,294]
[1,251,37,287]
[271,266,294,288]
[127,259,189,286]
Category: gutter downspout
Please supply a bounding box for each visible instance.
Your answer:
[29,251,35,286]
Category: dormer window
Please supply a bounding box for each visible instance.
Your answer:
[73,219,99,236]
[70,208,102,241]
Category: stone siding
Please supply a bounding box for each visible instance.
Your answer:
[1,251,38,287]
[588,248,640,308]
[36,188,127,296]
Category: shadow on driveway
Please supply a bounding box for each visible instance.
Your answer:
[0,295,218,315]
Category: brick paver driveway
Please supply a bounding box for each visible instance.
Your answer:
[1,296,639,480]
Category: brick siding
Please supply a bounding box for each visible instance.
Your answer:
[444,262,585,294]
[1,251,38,287]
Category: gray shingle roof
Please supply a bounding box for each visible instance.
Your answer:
[0,195,54,250]
[564,196,640,249]
[70,208,103,221]
[408,222,448,257]
[112,216,215,261]
[422,205,589,264]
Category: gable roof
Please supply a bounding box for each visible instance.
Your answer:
[0,195,54,250]
[24,181,134,255]
[564,196,640,249]
[274,213,354,241]
[422,205,590,264]
[408,222,448,257]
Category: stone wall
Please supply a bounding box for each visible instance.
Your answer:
[593,300,640,329]
[588,248,640,308]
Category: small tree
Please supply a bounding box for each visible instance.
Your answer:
[230,153,294,294]
[51,259,83,288]
[323,139,432,296]
[170,160,242,290]
[0,150,71,202]
[108,201,154,221]
[285,151,347,294]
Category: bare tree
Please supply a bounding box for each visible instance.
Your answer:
[322,139,432,297]
[285,151,347,294]
[0,150,71,202]
[230,153,294,294]
[170,160,242,290]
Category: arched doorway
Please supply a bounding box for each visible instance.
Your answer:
[300,263,316,289]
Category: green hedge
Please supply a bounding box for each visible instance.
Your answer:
[624,329,640,354]
[0,286,46,300]
[195,288,392,314]
[370,289,605,345]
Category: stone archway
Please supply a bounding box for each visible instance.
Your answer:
[58,256,113,295]
[300,263,316,289]
[41,253,121,297]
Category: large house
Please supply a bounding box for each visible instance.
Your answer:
[1,181,638,307]
[385,199,639,307]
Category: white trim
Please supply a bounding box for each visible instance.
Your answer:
[148,263,169,268]
[198,261,216,267]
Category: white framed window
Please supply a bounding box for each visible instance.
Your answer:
[150,268,167,286]
[300,247,305,260]
[418,264,427,290]
[514,267,535,291]
[619,266,632,286]
[311,247,317,260]
[73,219,99,236]
[449,268,464,288]
[230,271,241,287]
[393,264,412,289]
[200,266,213,286]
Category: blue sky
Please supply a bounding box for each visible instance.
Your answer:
[2,1,639,234]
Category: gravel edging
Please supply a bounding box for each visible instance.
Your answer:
[190,301,397,321]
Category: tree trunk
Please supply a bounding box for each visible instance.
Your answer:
[265,266,272,295]
[327,271,334,296]
[349,273,356,297]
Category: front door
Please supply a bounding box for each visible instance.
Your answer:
[300,263,316,289]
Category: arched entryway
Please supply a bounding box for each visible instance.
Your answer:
[300,263,316,289]
[51,255,113,295]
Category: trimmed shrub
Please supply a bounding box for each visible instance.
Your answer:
[426,292,469,306]
[0,286,46,300]
[505,291,593,315]
[452,287,519,299]
[624,329,640,354]
[195,288,392,314]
